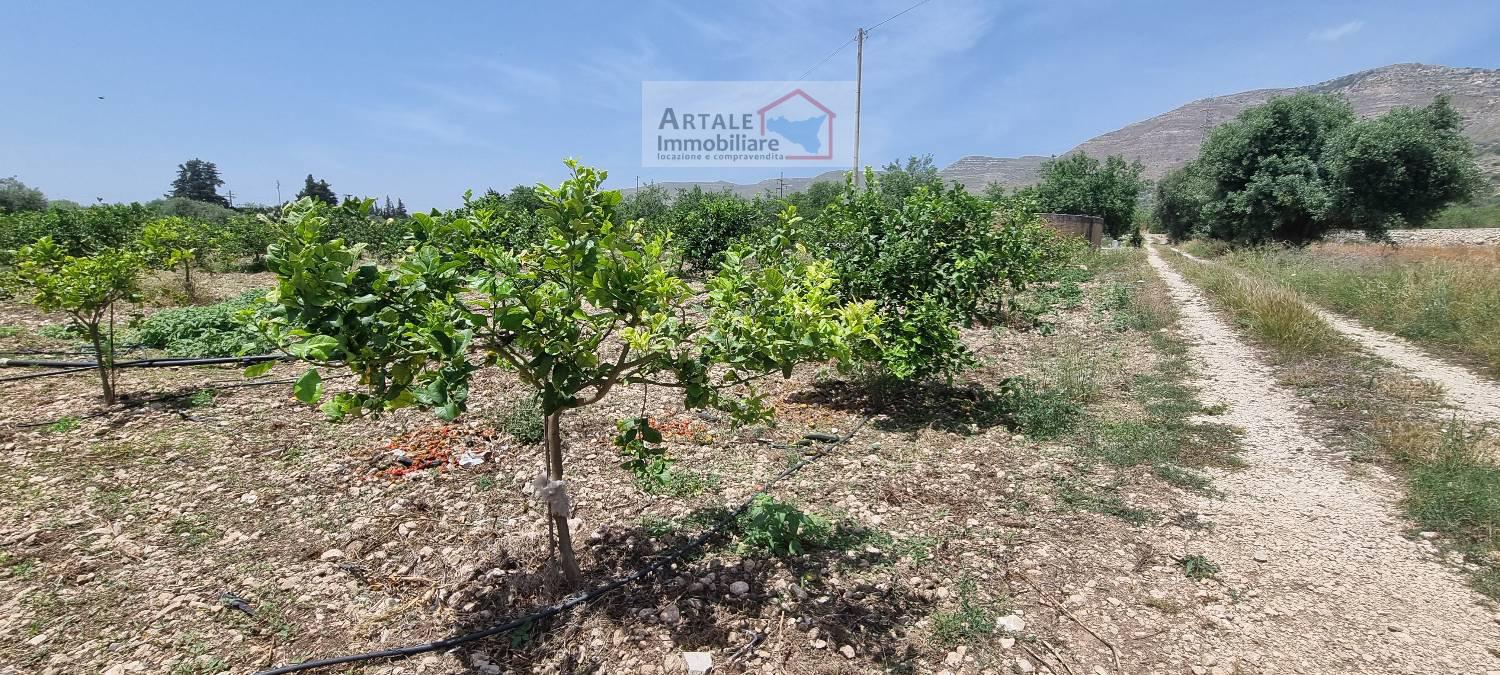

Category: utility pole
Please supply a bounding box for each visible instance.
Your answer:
[852,27,865,188]
[275,180,282,205]
[779,171,785,199]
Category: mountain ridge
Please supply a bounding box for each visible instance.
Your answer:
[634,63,1500,197]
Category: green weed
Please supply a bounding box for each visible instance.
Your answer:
[1178,554,1219,580]
[493,394,544,444]
[45,416,79,433]
[930,576,999,646]
[1054,476,1155,525]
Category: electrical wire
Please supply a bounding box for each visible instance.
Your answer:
[867,0,936,34]
[793,0,939,80]
[796,35,857,81]
[251,415,873,675]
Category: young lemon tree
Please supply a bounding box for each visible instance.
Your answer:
[259,161,876,582]
[9,237,144,404]
[140,216,219,301]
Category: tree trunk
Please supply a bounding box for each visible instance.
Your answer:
[544,410,582,585]
[85,321,115,406]
[183,263,195,303]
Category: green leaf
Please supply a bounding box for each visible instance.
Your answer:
[242,361,275,379]
[292,334,340,361]
[293,369,323,404]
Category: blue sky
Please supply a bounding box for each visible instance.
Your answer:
[3,1,1497,209]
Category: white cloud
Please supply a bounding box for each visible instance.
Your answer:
[358,106,500,149]
[408,82,513,115]
[480,61,562,98]
[1308,20,1364,42]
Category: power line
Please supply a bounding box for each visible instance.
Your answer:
[794,0,937,80]
[867,0,935,34]
[796,35,857,81]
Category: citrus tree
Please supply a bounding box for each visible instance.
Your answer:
[259,161,877,582]
[809,172,1060,380]
[8,237,144,404]
[140,216,219,301]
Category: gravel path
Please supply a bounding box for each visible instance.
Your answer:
[1174,248,1500,426]
[1146,244,1500,675]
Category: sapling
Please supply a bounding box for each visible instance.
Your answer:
[259,161,877,583]
[9,237,144,404]
[140,216,218,302]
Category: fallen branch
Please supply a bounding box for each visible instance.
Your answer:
[1022,574,1121,675]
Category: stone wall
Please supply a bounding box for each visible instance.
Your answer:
[1324,228,1500,246]
[1039,213,1104,248]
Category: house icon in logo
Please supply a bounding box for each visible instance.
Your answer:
[757,89,835,161]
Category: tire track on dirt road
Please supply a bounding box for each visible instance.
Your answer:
[1173,247,1500,426]
[1145,244,1500,675]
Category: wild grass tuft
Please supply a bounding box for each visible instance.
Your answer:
[930,576,1000,646]
[1217,244,1500,374]
[1172,252,1349,356]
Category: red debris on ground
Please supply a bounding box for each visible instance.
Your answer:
[376,425,484,479]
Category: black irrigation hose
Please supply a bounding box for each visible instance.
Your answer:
[252,414,874,675]
[0,355,285,384]
[0,345,143,356]
[0,354,282,369]
[0,365,102,383]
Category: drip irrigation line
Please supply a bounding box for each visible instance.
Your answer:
[0,345,143,356]
[0,365,102,383]
[0,354,282,369]
[252,414,873,675]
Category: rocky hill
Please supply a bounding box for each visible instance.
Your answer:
[1061,63,1500,183]
[633,63,1500,196]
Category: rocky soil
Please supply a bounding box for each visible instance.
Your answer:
[1323,227,1500,247]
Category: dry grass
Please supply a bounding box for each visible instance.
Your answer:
[1218,243,1500,375]
[1168,251,1351,357]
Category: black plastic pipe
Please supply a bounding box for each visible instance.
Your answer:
[0,354,281,369]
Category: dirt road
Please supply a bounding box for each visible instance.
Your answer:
[1173,247,1500,426]
[1146,244,1500,674]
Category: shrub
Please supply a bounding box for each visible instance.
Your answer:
[1029,152,1145,239]
[0,203,153,256]
[219,214,278,269]
[666,187,767,274]
[131,290,272,357]
[321,201,407,259]
[139,216,221,301]
[491,394,544,444]
[811,175,1065,380]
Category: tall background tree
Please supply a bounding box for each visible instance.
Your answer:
[167,159,230,207]
[1188,93,1479,243]
[296,174,338,205]
[1325,95,1483,232]
[1030,152,1145,239]
[0,176,48,213]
